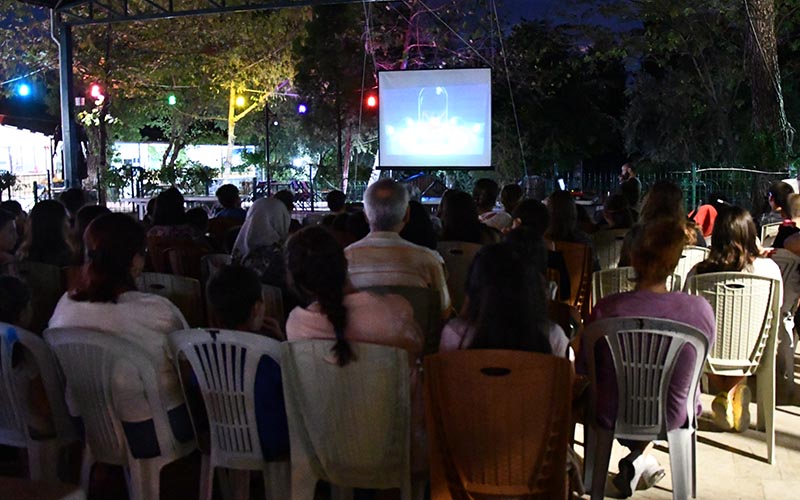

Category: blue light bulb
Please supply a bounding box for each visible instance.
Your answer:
[17,84,30,97]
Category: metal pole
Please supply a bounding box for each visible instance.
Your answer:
[691,162,698,211]
[309,163,315,213]
[265,104,272,197]
[56,19,81,188]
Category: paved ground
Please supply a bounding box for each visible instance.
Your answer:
[574,387,800,499]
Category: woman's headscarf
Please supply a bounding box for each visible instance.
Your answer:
[231,197,290,261]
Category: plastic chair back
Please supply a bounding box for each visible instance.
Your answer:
[592,229,627,270]
[592,267,681,306]
[582,317,709,498]
[551,240,592,317]
[200,253,231,286]
[672,246,709,288]
[685,272,780,376]
[43,328,181,465]
[362,285,442,355]
[761,222,782,248]
[166,245,209,281]
[136,272,203,327]
[583,317,709,439]
[424,350,572,498]
[17,261,65,334]
[281,340,411,493]
[169,329,282,469]
[436,242,482,315]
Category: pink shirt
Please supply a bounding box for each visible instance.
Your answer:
[286,291,423,357]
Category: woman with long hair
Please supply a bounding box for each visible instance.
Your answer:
[688,206,781,433]
[581,218,716,497]
[618,180,704,266]
[285,226,421,363]
[17,200,74,267]
[439,190,499,245]
[49,213,192,458]
[439,242,568,356]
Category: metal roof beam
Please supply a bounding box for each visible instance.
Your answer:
[53,0,390,26]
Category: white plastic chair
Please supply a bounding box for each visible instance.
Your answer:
[200,253,232,287]
[592,267,681,306]
[281,340,411,500]
[582,317,709,500]
[43,328,196,500]
[169,328,289,500]
[136,272,204,327]
[592,229,628,271]
[770,249,800,399]
[761,222,782,248]
[685,272,781,464]
[436,241,482,315]
[0,323,76,482]
[672,246,709,287]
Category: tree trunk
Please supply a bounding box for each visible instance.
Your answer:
[744,0,792,158]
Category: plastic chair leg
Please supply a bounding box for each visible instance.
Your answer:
[290,453,318,500]
[126,458,163,500]
[667,428,693,500]
[756,367,776,464]
[27,439,60,481]
[590,428,614,500]
[262,460,290,500]
[79,447,95,496]
[199,454,213,500]
[582,424,596,492]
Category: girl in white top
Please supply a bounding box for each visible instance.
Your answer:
[686,206,782,433]
[48,214,189,439]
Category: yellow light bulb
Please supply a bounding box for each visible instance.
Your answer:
[235,96,246,107]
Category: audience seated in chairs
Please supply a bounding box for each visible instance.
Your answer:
[0,199,27,250]
[400,200,437,250]
[499,183,524,223]
[0,208,18,272]
[474,178,512,231]
[439,189,500,245]
[212,183,246,223]
[578,218,716,498]
[232,197,290,290]
[761,180,794,227]
[772,193,800,249]
[285,225,424,476]
[619,180,704,267]
[72,205,111,264]
[48,213,193,458]
[687,206,782,434]
[0,275,54,438]
[17,200,75,268]
[511,199,571,301]
[205,264,289,459]
[59,187,86,229]
[147,187,211,272]
[345,179,451,317]
[439,242,570,358]
[546,190,595,251]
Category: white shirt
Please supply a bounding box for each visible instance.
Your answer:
[49,291,188,422]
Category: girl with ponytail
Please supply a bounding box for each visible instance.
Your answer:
[285,226,422,365]
[49,213,193,458]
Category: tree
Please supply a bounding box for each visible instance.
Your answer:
[744,0,794,163]
[491,21,627,181]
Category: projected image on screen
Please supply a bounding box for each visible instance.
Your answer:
[379,68,491,169]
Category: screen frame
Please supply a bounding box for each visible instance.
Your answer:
[376,67,493,171]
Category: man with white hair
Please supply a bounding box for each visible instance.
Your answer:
[345,178,451,316]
